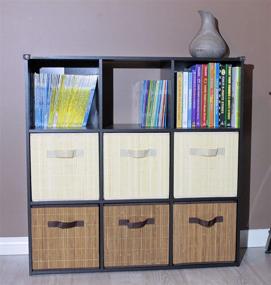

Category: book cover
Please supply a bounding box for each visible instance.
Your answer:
[82,75,98,127]
[201,64,208,127]
[196,64,202,128]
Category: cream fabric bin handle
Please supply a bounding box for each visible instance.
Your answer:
[120,149,157,159]
[190,147,225,157]
[47,149,84,159]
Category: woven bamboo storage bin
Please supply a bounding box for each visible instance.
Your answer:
[31,133,99,201]
[104,204,169,267]
[173,202,236,264]
[103,133,169,199]
[174,132,239,198]
[31,206,99,270]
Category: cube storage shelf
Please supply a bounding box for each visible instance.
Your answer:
[25,55,247,274]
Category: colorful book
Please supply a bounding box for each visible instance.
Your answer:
[176,72,183,128]
[191,66,197,128]
[188,71,193,128]
[182,71,189,128]
[196,64,202,128]
[226,64,232,127]
[231,66,241,128]
[207,63,215,128]
[201,64,208,127]
[219,65,226,127]
[214,63,220,128]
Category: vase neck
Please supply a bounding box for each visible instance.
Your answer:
[199,11,217,32]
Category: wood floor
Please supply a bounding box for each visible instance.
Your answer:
[0,248,270,285]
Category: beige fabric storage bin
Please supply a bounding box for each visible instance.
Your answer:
[31,133,99,201]
[174,132,238,198]
[104,133,169,199]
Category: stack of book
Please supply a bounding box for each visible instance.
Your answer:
[176,63,241,128]
[34,73,98,128]
[139,80,168,128]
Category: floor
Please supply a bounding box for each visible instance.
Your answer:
[0,248,271,285]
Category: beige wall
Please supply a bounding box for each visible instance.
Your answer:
[0,0,270,236]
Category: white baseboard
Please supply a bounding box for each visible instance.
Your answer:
[0,237,28,255]
[0,229,269,255]
[240,228,269,248]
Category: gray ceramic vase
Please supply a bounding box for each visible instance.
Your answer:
[189,10,229,58]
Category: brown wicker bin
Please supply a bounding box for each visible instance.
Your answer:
[104,204,169,267]
[173,202,236,264]
[31,206,99,270]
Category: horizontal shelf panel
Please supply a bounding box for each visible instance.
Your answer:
[27,55,244,62]
[30,197,238,207]
[102,124,171,132]
[29,128,99,133]
[174,128,240,132]
[30,261,238,275]
[173,197,238,203]
[30,200,100,207]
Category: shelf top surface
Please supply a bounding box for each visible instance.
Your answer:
[25,55,245,62]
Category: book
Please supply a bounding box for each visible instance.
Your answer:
[231,66,241,128]
[82,75,98,127]
[201,64,208,127]
[191,66,197,128]
[34,73,98,129]
[188,71,193,128]
[182,71,189,128]
[196,64,202,128]
[176,72,183,128]
[139,79,168,128]
[226,64,232,127]
[207,63,215,128]
[214,63,220,128]
[219,65,226,127]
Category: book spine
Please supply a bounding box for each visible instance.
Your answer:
[201,64,208,127]
[142,80,150,127]
[214,63,220,128]
[176,72,183,128]
[151,80,159,127]
[224,64,229,127]
[163,80,168,127]
[226,64,232,127]
[208,63,215,128]
[232,66,241,128]
[188,71,193,128]
[191,66,197,128]
[235,67,241,128]
[156,80,162,127]
[146,80,153,127]
[231,68,236,128]
[196,64,202,128]
[219,65,226,127]
[182,71,189,128]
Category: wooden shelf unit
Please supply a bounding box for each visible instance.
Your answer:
[25,55,247,274]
